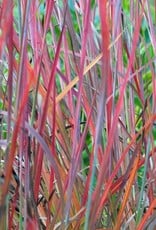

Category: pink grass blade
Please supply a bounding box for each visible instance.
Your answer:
[1,73,33,203]
[63,0,92,225]
[85,1,111,228]
[6,1,13,143]
[88,2,145,227]
[33,6,66,213]
[15,0,31,113]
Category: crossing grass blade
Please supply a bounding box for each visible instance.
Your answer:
[1,0,156,229]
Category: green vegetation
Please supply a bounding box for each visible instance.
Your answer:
[0,0,156,229]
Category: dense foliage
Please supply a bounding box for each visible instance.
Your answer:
[0,1,156,229]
